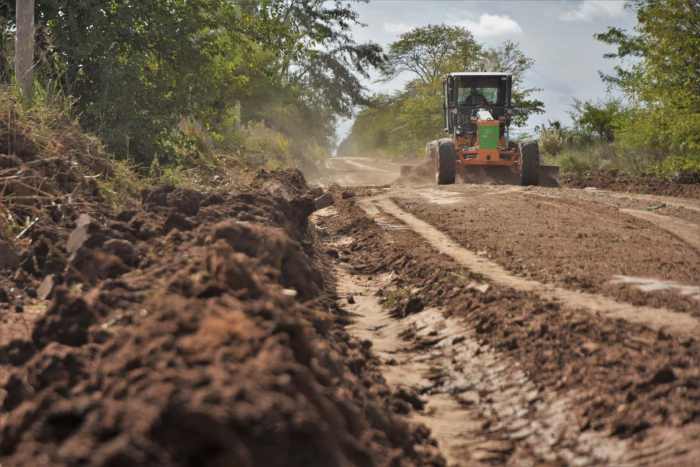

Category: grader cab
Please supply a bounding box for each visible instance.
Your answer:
[426,72,558,186]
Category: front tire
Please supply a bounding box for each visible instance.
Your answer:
[437,139,456,185]
[519,139,540,186]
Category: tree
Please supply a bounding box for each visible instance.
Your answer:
[479,40,544,126]
[568,96,625,143]
[0,0,385,166]
[596,0,700,151]
[380,24,481,85]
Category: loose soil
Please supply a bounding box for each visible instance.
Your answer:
[0,158,442,465]
[314,189,700,465]
[563,171,700,199]
[391,185,700,315]
[5,145,700,466]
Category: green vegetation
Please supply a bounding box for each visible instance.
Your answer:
[3,0,698,181]
[1,0,385,173]
[540,0,700,178]
[338,24,544,158]
[382,288,408,309]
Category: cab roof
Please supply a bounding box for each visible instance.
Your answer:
[448,72,511,77]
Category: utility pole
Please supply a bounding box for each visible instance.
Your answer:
[15,0,35,104]
[234,2,242,133]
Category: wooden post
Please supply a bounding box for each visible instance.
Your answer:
[15,0,35,104]
[234,3,242,133]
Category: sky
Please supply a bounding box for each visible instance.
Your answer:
[336,0,637,147]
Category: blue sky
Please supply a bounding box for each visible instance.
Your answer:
[337,0,637,144]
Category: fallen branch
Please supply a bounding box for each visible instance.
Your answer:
[6,179,54,198]
[3,195,65,201]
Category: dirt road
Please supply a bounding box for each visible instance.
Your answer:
[314,157,406,186]
[312,157,700,466]
[2,148,699,466]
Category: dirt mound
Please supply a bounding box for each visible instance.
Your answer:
[0,166,442,465]
[563,170,700,199]
[0,109,119,209]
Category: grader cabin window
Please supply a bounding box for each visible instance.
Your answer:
[457,76,508,107]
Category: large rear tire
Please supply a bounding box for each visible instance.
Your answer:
[519,139,540,186]
[437,139,456,185]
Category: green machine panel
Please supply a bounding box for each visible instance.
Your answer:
[478,125,499,150]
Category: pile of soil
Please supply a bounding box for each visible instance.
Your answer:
[0,108,119,213]
[563,170,700,199]
[0,128,442,465]
[0,107,127,316]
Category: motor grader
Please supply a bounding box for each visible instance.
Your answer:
[426,72,558,186]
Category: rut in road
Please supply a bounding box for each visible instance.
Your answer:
[336,263,628,466]
[361,196,700,340]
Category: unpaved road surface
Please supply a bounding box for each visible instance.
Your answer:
[314,157,405,186]
[3,146,699,466]
[312,157,700,466]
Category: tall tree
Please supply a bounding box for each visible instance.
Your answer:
[380,24,481,85]
[479,41,544,126]
[596,0,700,151]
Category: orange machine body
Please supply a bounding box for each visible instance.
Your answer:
[435,119,521,174]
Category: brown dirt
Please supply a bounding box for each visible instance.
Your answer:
[391,186,700,315]
[314,189,700,464]
[394,160,560,188]
[0,160,443,465]
[563,170,700,199]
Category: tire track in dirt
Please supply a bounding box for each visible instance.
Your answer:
[315,190,700,466]
[361,196,700,339]
[619,208,700,249]
[336,263,630,466]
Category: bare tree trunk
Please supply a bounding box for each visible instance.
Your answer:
[15,0,35,104]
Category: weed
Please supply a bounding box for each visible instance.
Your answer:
[382,288,408,309]
[469,271,490,280]
[446,270,465,279]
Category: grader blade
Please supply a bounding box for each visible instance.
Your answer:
[540,165,560,185]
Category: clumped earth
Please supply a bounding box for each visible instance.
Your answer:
[563,170,700,199]
[4,120,700,467]
[0,133,442,467]
[316,191,700,463]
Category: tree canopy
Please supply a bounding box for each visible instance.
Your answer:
[380,24,481,85]
[0,0,385,167]
[596,0,700,153]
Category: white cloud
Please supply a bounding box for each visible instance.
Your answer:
[560,1,626,22]
[383,22,413,35]
[452,14,523,38]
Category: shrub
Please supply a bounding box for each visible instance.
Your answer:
[558,153,592,174]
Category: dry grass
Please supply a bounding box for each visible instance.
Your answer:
[0,84,144,241]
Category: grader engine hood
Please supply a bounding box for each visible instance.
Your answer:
[478,123,499,150]
[473,110,499,151]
